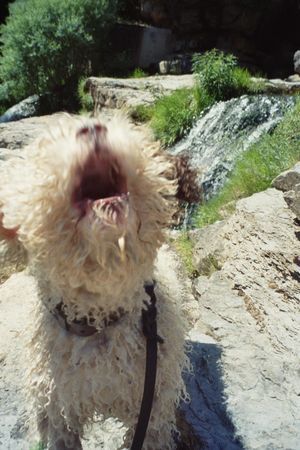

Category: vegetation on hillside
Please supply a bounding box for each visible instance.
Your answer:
[194,98,300,227]
[192,50,259,109]
[150,88,198,146]
[147,50,259,146]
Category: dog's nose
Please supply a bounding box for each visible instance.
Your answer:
[76,124,107,143]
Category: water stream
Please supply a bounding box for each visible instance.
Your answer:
[170,94,296,199]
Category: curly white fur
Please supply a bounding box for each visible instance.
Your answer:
[0,115,188,449]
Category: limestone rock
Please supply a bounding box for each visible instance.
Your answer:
[85,75,194,112]
[284,184,300,219]
[0,95,40,124]
[272,162,300,191]
[183,188,300,449]
[272,162,300,219]
[294,50,300,74]
[252,77,300,94]
[0,113,75,150]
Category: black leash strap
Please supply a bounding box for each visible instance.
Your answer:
[131,282,164,450]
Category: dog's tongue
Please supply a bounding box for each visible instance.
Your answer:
[91,194,129,227]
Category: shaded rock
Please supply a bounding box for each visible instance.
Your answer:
[256,77,300,94]
[85,75,194,112]
[294,50,300,74]
[180,331,243,449]
[272,162,300,191]
[284,184,300,219]
[159,55,192,75]
[140,0,300,77]
[159,59,182,75]
[0,95,40,124]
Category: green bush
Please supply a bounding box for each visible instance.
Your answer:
[150,88,198,146]
[77,78,94,113]
[129,104,154,123]
[0,0,118,110]
[192,50,254,108]
[195,98,300,228]
[130,67,148,78]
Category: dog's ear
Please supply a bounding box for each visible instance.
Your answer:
[0,212,18,240]
[168,154,202,204]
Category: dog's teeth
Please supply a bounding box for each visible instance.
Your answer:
[118,236,126,262]
[112,162,119,174]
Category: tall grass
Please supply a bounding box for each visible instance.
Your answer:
[77,78,94,113]
[150,88,198,146]
[148,50,257,146]
[194,99,300,227]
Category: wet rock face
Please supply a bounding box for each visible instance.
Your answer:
[171,95,295,199]
[141,0,300,77]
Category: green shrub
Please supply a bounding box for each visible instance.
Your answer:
[130,68,148,78]
[0,0,118,110]
[195,99,300,228]
[129,104,154,123]
[150,88,198,146]
[192,50,254,108]
[171,233,198,278]
[77,78,94,113]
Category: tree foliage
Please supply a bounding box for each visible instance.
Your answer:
[0,0,118,109]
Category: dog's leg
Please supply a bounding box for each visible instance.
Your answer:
[48,425,83,450]
[36,403,83,450]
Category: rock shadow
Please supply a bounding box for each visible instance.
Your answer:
[179,339,244,450]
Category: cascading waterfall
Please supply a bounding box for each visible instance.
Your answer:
[170,95,296,200]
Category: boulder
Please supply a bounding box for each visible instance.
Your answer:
[272,162,300,191]
[294,50,300,74]
[0,95,40,124]
[286,74,300,82]
[0,113,72,150]
[158,55,192,75]
[272,162,300,219]
[251,77,300,94]
[85,75,194,112]
[284,184,300,220]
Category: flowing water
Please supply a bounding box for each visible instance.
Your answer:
[171,94,296,199]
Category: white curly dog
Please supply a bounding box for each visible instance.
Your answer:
[0,115,195,450]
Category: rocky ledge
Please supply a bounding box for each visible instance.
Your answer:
[180,165,300,449]
[85,74,300,115]
[85,74,194,112]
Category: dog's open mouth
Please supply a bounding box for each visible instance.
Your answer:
[72,152,129,226]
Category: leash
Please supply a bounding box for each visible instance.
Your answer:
[131,281,164,450]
